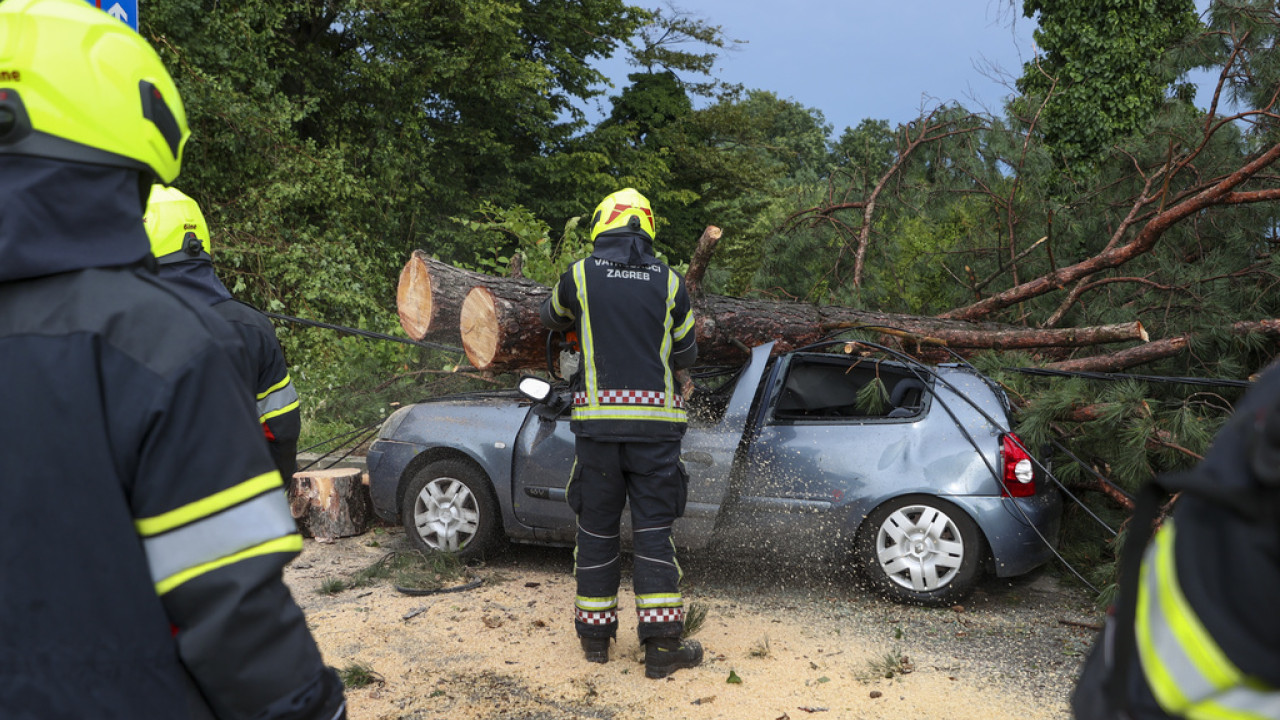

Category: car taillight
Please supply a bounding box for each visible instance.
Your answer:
[1000,433,1036,497]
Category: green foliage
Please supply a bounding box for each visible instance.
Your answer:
[453,203,593,284]
[683,602,708,638]
[856,377,890,415]
[1017,0,1201,165]
[351,550,469,593]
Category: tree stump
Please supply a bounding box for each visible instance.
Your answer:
[288,467,372,541]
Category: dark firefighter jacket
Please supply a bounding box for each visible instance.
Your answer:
[157,260,301,480]
[0,157,344,720]
[540,229,697,442]
[1072,361,1280,719]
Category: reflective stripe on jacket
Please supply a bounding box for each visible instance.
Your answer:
[1136,520,1280,719]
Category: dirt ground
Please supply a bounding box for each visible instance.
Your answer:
[284,527,1101,720]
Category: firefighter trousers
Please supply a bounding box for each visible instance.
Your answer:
[566,437,688,643]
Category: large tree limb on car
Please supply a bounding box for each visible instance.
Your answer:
[397,255,1153,373]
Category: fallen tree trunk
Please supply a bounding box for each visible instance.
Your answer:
[440,271,1151,372]
[460,280,552,371]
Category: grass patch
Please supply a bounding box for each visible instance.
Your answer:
[338,662,383,689]
[863,652,915,680]
[749,635,771,658]
[317,577,347,595]
[683,601,708,638]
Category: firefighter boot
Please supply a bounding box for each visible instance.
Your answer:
[580,636,610,664]
[644,637,703,679]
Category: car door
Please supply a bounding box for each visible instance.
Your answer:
[509,393,578,543]
[718,353,936,555]
[509,342,775,549]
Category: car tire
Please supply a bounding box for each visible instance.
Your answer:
[400,459,502,561]
[855,494,983,607]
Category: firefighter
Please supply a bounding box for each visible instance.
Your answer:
[145,184,302,481]
[539,187,703,679]
[1071,364,1280,719]
[0,1,345,717]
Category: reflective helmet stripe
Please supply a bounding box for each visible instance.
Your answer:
[1136,521,1280,718]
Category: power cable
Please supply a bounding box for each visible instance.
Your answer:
[263,311,464,354]
[1006,366,1251,388]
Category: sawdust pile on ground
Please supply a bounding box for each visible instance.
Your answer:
[285,528,1100,720]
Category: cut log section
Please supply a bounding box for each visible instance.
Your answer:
[397,250,497,344]
[460,281,551,371]
[288,467,372,541]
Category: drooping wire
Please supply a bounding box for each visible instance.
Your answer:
[263,311,465,354]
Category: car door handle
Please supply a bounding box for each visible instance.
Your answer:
[681,451,713,467]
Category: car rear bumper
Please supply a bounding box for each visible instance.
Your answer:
[960,490,1063,578]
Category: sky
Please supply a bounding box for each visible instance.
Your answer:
[593,1,1040,134]
[590,1,1220,137]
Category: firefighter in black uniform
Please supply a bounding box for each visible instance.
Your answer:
[1071,363,1280,719]
[145,184,302,481]
[0,1,345,717]
[540,188,703,679]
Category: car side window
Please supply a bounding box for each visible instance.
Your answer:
[773,357,928,421]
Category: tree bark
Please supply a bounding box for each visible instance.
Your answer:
[1039,318,1280,373]
[288,467,372,541]
[685,225,722,297]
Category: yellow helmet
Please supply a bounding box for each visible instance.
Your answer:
[589,188,656,242]
[0,0,189,183]
[145,184,211,264]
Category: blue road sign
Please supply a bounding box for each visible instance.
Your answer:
[85,0,138,32]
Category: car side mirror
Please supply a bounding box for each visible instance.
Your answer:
[518,375,553,402]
